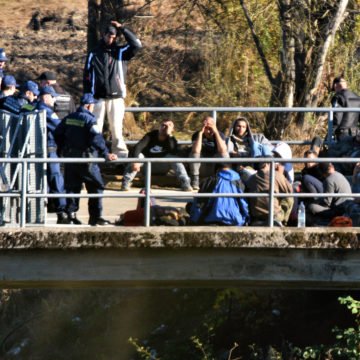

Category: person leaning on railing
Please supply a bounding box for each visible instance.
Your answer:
[188,116,228,190]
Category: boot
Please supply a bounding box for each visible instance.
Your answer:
[57,212,70,224]
[68,212,82,225]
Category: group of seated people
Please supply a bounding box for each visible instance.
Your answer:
[119,115,360,227]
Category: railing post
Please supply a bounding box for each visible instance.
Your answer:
[328,110,334,145]
[268,160,275,228]
[144,161,152,227]
[212,110,217,123]
[20,160,28,228]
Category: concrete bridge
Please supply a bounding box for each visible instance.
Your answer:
[1,226,359,289]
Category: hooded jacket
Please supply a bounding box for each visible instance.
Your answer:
[190,168,249,226]
[226,118,272,158]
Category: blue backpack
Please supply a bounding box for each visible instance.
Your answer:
[190,169,250,226]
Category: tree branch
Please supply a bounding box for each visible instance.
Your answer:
[239,0,275,86]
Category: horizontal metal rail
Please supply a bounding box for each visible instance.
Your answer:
[0,156,359,228]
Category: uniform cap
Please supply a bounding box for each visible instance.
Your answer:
[40,85,59,97]
[80,93,98,105]
[22,81,40,96]
[38,71,57,81]
[2,75,18,87]
[0,48,8,62]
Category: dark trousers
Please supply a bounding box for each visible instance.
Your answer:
[64,162,104,219]
[47,151,66,213]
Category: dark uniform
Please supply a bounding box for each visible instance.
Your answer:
[331,88,360,139]
[55,105,109,224]
[36,95,66,215]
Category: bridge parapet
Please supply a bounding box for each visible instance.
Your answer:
[0,227,359,290]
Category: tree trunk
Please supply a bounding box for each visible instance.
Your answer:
[304,0,349,109]
[87,0,102,51]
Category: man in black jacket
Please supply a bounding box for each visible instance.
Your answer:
[121,120,192,191]
[83,20,142,158]
[331,76,360,140]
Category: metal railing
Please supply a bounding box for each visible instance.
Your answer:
[0,106,359,227]
[0,156,359,228]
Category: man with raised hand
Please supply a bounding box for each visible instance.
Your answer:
[84,20,142,158]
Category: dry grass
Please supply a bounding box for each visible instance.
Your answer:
[0,0,87,29]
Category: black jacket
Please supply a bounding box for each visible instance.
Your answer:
[331,89,360,135]
[83,27,142,99]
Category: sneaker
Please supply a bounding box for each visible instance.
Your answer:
[68,212,82,225]
[88,217,112,226]
[57,212,70,224]
[181,182,193,192]
[191,176,200,190]
[121,181,131,191]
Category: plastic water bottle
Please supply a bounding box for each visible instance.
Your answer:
[297,201,306,228]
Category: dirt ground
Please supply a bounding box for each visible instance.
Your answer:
[0,1,88,100]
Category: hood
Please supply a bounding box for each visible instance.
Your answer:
[272,142,294,182]
[217,168,240,182]
[228,117,254,141]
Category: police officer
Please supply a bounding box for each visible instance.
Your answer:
[55,93,117,226]
[0,48,8,88]
[36,85,67,224]
[17,80,39,112]
[0,75,21,114]
[38,71,76,119]
[331,76,360,140]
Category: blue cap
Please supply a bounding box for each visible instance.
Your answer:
[39,85,58,97]
[0,48,8,62]
[2,75,18,87]
[80,93,98,105]
[22,81,40,96]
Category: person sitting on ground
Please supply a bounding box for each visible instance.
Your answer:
[226,117,272,181]
[344,162,360,226]
[189,116,228,190]
[188,163,249,226]
[271,142,294,184]
[55,93,117,226]
[307,162,352,224]
[331,76,360,141]
[121,120,192,191]
[246,157,294,226]
[300,149,323,195]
